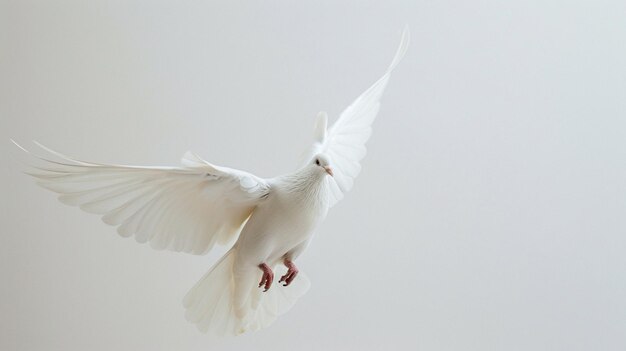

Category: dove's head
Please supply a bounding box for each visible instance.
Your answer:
[312,154,333,177]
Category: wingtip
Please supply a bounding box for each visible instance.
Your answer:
[313,112,328,142]
[10,139,30,154]
[316,111,328,126]
[387,25,410,73]
[402,24,411,47]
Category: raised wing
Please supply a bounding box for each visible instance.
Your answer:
[305,27,409,206]
[15,141,270,255]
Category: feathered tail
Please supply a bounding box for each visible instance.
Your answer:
[182,249,311,336]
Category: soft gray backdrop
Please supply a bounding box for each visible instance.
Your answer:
[1,1,625,350]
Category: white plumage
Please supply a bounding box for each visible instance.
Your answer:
[14,27,409,336]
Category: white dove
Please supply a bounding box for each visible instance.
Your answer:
[14,27,409,336]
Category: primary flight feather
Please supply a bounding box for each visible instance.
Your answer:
[15,27,409,336]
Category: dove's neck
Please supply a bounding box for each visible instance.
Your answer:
[279,166,329,209]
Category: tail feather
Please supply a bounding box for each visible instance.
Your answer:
[183,249,311,336]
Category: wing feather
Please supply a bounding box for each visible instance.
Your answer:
[15,141,270,255]
[304,27,409,206]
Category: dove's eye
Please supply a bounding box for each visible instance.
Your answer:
[315,159,320,166]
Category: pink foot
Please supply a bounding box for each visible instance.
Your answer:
[278,259,299,287]
[258,263,273,292]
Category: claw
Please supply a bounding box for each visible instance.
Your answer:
[258,263,273,292]
[278,259,299,287]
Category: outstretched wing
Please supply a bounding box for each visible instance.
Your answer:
[304,27,409,206]
[15,141,270,255]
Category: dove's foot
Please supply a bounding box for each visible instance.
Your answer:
[278,259,299,287]
[258,263,274,292]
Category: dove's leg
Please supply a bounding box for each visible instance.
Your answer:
[279,239,310,287]
[278,259,299,286]
[258,263,274,292]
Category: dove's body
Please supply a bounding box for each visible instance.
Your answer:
[237,167,330,266]
[230,167,330,320]
[15,27,409,336]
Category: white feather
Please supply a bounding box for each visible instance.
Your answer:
[17,141,269,255]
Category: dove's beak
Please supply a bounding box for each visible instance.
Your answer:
[323,166,334,177]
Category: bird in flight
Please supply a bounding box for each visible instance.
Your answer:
[14,27,409,336]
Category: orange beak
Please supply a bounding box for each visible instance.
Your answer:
[323,166,333,177]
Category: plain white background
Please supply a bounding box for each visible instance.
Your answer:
[1,1,625,350]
